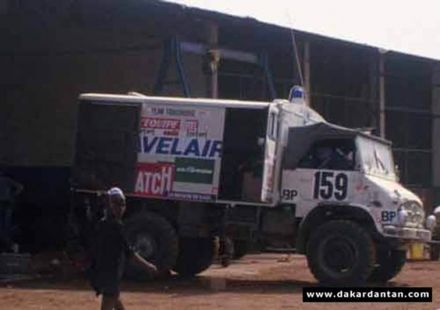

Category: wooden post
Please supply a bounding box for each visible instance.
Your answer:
[379,50,386,138]
[369,52,378,130]
[207,22,219,98]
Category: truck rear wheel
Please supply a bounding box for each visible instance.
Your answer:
[124,212,178,280]
[306,220,375,285]
[368,248,406,282]
[173,237,215,277]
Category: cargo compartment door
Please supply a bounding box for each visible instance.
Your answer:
[261,105,279,203]
[73,100,140,192]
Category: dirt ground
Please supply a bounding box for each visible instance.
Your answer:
[0,254,438,310]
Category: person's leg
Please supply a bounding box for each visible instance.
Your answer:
[0,206,5,233]
[101,295,118,310]
[0,205,13,251]
[0,207,9,251]
[3,206,12,242]
[115,298,126,310]
[4,206,12,236]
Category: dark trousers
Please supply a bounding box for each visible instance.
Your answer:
[0,202,13,251]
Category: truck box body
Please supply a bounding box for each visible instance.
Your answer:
[74,94,274,204]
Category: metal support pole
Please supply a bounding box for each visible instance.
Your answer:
[303,40,311,106]
[379,50,386,138]
[153,39,171,95]
[173,37,191,97]
[259,53,277,100]
[153,37,191,97]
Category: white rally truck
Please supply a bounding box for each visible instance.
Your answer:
[71,89,436,285]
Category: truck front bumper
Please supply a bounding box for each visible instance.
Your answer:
[383,225,431,242]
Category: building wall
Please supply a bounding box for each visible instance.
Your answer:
[308,39,377,130]
[384,54,433,188]
[0,5,208,167]
[432,64,440,206]
[1,38,160,166]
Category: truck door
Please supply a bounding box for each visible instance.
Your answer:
[73,100,140,192]
[281,138,358,216]
[261,104,279,203]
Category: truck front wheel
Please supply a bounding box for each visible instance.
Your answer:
[173,237,216,277]
[368,247,406,282]
[124,212,178,280]
[306,220,375,285]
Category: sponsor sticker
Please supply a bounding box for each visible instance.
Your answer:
[141,117,181,130]
[135,162,175,197]
[140,136,222,158]
[138,104,225,200]
[168,192,213,201]
[175,157,214,184]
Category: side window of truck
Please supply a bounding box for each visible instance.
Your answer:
[298,139,356,171]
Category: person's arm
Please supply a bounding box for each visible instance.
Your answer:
[130,252,158,274]
[121,226,158,275]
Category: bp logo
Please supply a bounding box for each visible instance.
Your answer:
[175,157,214,184]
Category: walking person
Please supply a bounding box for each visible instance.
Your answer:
[89,187,158,310]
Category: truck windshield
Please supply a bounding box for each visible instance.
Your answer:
[357,136,396,180]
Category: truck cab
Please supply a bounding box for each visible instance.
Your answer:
[280,122,430,243]
[259,96,435,284]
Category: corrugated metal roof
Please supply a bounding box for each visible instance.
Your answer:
[164,0,440,61]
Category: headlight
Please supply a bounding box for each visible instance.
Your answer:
[396,209,408,226]
[426,215,436,231]
[433,206,440,225]
[399,201,425,227]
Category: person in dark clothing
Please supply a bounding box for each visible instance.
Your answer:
[315,145,354,171]
[0,171,23,251]
[90,187,157,310]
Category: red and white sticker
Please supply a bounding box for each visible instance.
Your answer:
[140,117,181,130]
[135,163,175,197]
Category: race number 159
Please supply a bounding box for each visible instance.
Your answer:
[313,171,348,201]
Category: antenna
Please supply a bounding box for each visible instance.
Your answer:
[286,11,307,103]
[289,28,304,87]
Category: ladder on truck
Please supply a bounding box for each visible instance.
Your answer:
[153,36,277,99]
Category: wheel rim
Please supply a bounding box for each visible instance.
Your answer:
[133,231,157,260]
[320,235,358,276]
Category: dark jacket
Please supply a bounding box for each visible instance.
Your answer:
[88,216,133,292]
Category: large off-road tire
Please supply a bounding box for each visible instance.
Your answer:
[368,247,406,282]
[124,212,178,280]
[173,237,216,277]
[430,244,440,261]
[306,220,375,286]
[233,240,249,260]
